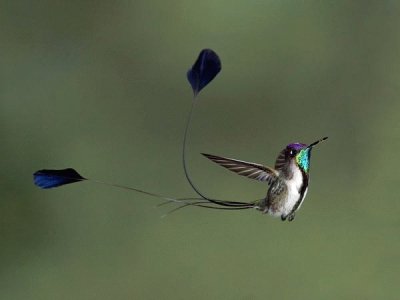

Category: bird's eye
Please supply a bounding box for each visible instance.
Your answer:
[289,149,296,156]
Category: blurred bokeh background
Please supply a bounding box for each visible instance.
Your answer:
[1,1,400,299]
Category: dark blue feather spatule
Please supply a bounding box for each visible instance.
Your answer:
[34,168,86,189]
[187,49,221,96]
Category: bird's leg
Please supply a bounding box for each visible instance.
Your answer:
[287,213,296,222]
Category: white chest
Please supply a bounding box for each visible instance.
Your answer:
[283,167,305,215]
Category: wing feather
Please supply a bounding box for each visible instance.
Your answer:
[202,153,278,184]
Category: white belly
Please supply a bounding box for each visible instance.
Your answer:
[283,174,302,214]
[269,167,306,217]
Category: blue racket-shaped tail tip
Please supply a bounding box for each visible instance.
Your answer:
[187,49,221,96]
[33,168,86,189]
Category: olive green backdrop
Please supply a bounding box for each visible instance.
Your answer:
[1,1,400,299]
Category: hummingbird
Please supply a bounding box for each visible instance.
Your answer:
[201,137,328,221]
[32,50,328,222]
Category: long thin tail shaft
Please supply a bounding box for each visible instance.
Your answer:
[33,169,255,210]
[182,100,209,199]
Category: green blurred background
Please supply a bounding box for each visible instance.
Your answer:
[1,1,400,299]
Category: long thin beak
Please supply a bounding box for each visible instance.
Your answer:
[307,136,328,149]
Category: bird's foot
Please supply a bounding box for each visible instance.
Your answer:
[281,213,295,222]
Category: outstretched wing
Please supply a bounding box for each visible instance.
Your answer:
[202,153,278,184]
